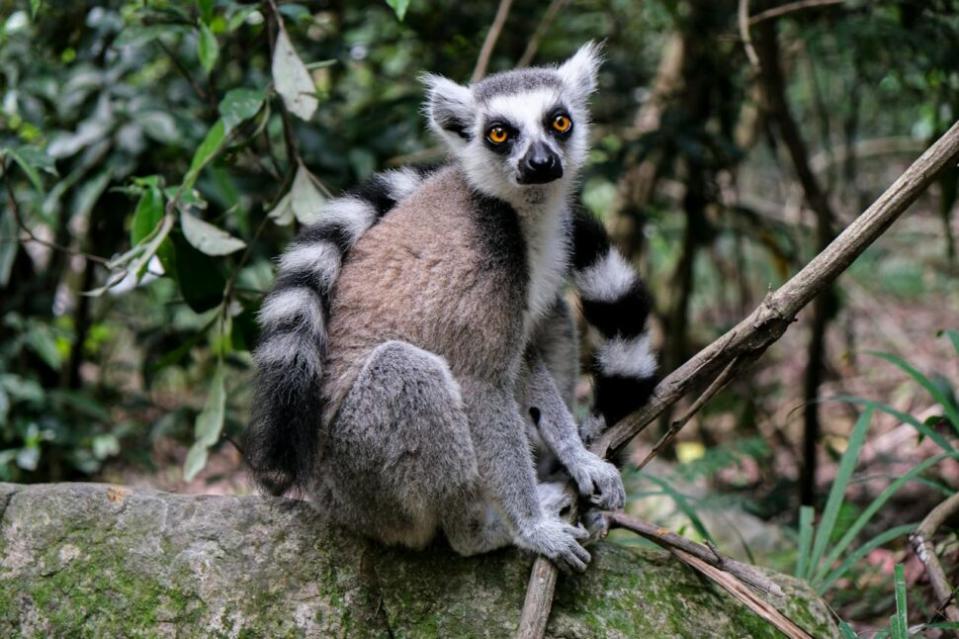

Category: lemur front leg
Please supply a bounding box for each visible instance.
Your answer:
[460,377,591,572]
[523,355,626,512]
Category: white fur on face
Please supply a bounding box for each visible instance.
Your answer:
[596,334,657,379]
[574,249,636,302]
[458,87,591,208]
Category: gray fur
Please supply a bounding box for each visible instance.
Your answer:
[249,43,652,571]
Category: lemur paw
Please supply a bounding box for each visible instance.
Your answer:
[537,481,574,518]
[567,453,626,511]
[517,518,591,573]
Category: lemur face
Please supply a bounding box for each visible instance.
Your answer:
[423,42,602,206]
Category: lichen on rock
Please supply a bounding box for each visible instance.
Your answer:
[0,483,838,638]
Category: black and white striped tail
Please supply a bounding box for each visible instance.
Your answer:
[246,167,432,495]
[571,211,657,442]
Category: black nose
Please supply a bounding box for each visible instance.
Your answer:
[519,143,563,184]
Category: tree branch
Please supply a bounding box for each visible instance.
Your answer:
[515,119,959,638]
[471,0,514,83]
[594,118,959,459]
[608,512,784,597]
[909,492,959,628]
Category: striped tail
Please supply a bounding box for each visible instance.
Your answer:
[571,210,658,442]
[246,167,432,495]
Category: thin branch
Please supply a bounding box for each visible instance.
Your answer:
[748,0,846,26]
[672,549,815,639]
[3,170,111,267]
[516,120,959,638]
[593,118,959,459]
[738,0,760,69]
[608,512,784,597]
[471,0,515,83]
[516,0,569,68]
[635,354,744,472]
[909,492,959,627]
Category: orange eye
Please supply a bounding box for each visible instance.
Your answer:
[487,126,509,144]
[552,114,572,134]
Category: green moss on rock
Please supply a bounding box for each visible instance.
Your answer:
[0,483,838,638]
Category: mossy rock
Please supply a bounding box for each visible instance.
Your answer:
[0,483,838,638]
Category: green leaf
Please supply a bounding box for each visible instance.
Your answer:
[838,621,858,639]
[219,88,266,133]
[131,185,164,245]
[2,147,55,194]
[170,233,226,313]
[290,164,326,224]
[183,441,209,482]
[29,0,41,18]
[643,474,714,543]
[194,366,226,447]
[197,21,219,74]
[872,352,959,432]
[183,119,227,191]
[267,191,294,226]
[795,505,814,579]
[24,326,61,369]
[181,210,245,256]
[0,205,17,287]
[385,0,411,20]
[196,0,215,23]
[271,28,318,121]
[807,404,874,581]
[946,330,959,357]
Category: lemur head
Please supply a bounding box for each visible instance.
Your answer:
[423,42,602,208]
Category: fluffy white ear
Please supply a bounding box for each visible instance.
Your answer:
[421,73,475,146]
[557,41,603,100]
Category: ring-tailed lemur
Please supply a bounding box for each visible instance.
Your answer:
[246,43,656,571]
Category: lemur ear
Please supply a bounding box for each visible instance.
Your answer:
[422,73,475,146]
[557,41,603,101]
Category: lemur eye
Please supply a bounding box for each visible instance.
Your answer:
[487,126,509,144]
[552,114,572,134]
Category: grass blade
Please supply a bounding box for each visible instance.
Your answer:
[892,564,907,639]
[795,505,814,579]
[838,621,858,639]
[807,404,874,581]
[946,330,959,357]
[813,452,956,585]
[872,352,959,432]
[833,395,954,453]
[817,523,916,594]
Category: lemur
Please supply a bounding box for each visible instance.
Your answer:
[246,43,656,572]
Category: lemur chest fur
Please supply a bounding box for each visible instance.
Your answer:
[324,167,547,400]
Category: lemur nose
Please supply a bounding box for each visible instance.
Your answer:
[519,142,563,184]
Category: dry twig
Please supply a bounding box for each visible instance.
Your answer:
[748,0,846,26]
[471,0,515,83]
[516,0,569,68]
[609,512,784,597]
[672,549,815,639]
[515,120,959,638]
[909,492,959,629]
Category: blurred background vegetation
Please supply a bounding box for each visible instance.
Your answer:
[1,0,957,634]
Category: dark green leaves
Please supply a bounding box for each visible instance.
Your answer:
[197,22,219,74]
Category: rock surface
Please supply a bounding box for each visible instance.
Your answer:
[0,483,838,638]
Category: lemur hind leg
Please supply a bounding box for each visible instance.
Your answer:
[321,340,512,553]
